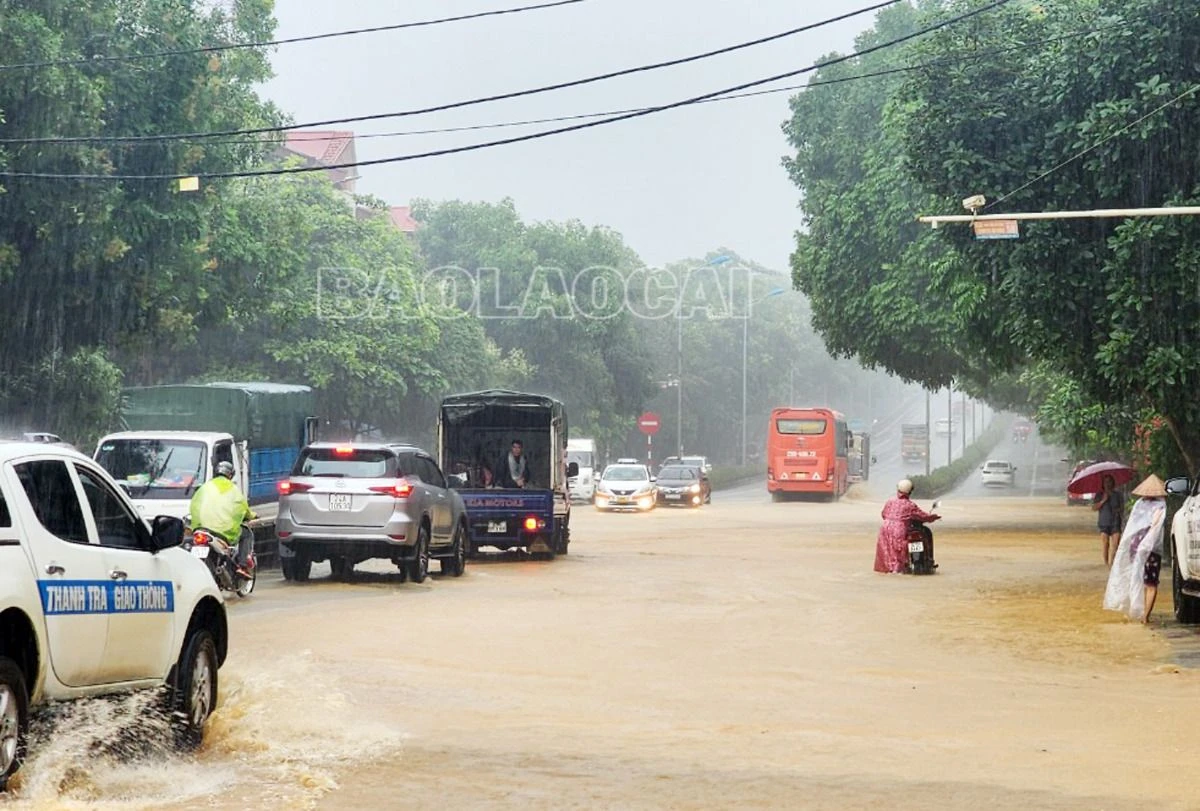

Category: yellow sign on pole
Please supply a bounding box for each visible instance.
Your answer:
[972,219,1019,240]
[178,176,200,192]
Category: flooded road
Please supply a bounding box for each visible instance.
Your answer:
[8,489,1200,810]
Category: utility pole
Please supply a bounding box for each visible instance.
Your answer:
[677,307,683,458]
[961,391,967,457]
[947,386,953,465]
[924,389,931,476]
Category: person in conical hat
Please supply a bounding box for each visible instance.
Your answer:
[1104,474,1168,623]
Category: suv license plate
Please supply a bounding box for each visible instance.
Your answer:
[329,493,353,511]
[908,541,924,553]
[488,521,506,533]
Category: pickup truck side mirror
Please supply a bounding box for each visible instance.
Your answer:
[650,476,657,483]
[1166,477,1191,497]
[567,462,579,478]
[150,515,185,552]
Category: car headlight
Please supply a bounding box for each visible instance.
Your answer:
[688,483,700,493]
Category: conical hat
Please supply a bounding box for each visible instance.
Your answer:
[1132,474,1167,498]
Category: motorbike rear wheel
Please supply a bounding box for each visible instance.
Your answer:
[235,564,256,597]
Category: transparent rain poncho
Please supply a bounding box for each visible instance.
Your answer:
[1103,497,1166,620]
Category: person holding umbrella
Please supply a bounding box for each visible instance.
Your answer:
[1067,460,1135,566]
[1093,474,1125,567]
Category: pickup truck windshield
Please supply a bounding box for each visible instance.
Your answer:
[95,439,207,499]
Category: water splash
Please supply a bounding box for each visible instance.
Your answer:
[4,651,405,809]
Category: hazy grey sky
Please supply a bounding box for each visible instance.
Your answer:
[264,0,877,271]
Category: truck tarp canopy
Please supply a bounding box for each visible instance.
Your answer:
[439,390,567,489]
[120,382,314,447]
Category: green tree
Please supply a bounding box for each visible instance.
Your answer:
[783,0,1200,470]
[0,0,281,426]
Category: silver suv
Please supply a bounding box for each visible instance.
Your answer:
[275,443,468,583]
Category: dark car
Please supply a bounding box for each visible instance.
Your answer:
[655,464,711,507]
[275,442,469,583]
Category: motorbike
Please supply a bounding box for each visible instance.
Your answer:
[185,525,256,597]
[905,499,940,575]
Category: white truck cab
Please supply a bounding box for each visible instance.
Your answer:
[93,431,249,522]
[0,442,228,788]
[566,438,598,502]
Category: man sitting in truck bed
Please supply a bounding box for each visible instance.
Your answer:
[495,439,529,489]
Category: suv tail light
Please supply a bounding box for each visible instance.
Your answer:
[278,480,314,495]
[370,480,414,498]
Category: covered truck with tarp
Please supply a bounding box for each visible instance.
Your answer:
[437,389,577,558]
[94,382,318,523]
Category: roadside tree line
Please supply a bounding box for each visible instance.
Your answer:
[0,0,903,459]
[784,0,1200,475]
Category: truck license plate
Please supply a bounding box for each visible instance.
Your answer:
[488,521,506,533]
[908,541,924,553]
[190,545,210,559]
[328,493,353,511]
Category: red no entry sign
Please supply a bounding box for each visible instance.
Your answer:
[638,411,661,435]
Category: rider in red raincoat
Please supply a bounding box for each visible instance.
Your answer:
[875,479,940,573]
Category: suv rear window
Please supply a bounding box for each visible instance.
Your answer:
[294,448,398,478]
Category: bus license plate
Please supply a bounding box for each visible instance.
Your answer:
[329,493,353,511]
[908,541,924,553]
[488,521,506,533]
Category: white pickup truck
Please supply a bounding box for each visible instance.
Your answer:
[0,441,228,789]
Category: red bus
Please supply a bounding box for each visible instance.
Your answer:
[766,407,851,501]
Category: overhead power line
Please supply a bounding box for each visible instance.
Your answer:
[68,11,1159,151]
[0,0,905,146]
[0,0,1015,181]
[0,0,589,73]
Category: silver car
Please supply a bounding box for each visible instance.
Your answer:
[275,442,468,583]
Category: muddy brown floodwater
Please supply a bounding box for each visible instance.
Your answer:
[10,488,1200,810]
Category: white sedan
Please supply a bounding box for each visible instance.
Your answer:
[594,463,657,511]
[980,460,1016,487]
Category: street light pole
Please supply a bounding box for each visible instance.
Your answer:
[677,307,683,458]
[742,285,786,467]
[741,312,748,466]
[679,254,733,461]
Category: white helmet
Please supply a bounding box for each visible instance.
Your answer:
[896,479,914,495]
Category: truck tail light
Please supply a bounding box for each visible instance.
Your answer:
[278,480,313,495]
[370,480,413,498]
[522,516,545,532]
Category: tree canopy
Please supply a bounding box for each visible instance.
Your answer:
[784,0,1200,472]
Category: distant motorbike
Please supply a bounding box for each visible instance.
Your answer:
[185,525,256,597]
[905,500,940,575]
